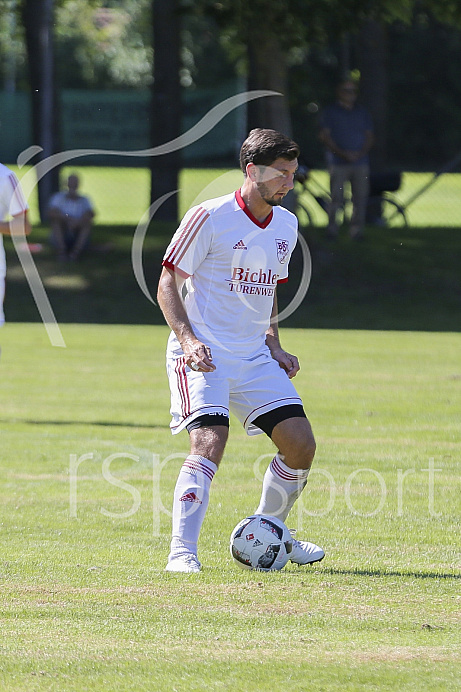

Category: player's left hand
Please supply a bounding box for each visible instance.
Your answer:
[271,349,300,379]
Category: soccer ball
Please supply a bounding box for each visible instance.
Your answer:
[230,514,293,571]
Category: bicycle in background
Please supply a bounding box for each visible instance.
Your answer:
[295,165,408,229]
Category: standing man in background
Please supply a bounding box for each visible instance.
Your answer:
[319,78,374,240]
[0,163,31,329]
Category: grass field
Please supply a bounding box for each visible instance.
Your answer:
[0,324,459,691]
[11,165,461,227]
[12,166,244,227]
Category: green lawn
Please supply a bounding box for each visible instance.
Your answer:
[12,166,243,226]
[11,164,461,227]
[0,324,459,691]
[296,169,461,228]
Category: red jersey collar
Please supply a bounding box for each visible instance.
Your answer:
[235,189,273,229]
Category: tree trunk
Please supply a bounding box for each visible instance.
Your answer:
[246,30,295,210]
[247,32,292,136]
[357,18,388,173]
[22,0,59,222]
[150,0,181,221]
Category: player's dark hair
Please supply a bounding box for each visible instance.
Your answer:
[239,128,300,174]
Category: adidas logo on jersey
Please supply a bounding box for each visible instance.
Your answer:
[179,491,202,504]
[233,239,247,250]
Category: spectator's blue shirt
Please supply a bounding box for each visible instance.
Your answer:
[320,102,373,166]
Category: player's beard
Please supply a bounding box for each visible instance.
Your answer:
[256,181,284,206]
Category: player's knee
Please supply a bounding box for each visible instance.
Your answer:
[296,433,316,466]
[189,426,228,466]
[305,434,316,464]
[284,431,316,470]
[273,416,316,468]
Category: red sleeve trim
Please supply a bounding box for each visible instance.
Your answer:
[165,207,209,266]
[162,260,190,279]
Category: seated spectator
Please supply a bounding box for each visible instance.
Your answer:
[48,174,95,261]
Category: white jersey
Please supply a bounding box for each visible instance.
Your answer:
[48,191,93,219]
[0,163,29,279]
[0,163,29,325]
[162,190,298,357]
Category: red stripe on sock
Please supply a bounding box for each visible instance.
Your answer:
[183,457,215,482]
[271,457,303,482]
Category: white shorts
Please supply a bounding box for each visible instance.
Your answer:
[166,334,303,436]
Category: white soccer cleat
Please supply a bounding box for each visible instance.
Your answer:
[289,531,325,566]
[164,553,202,573]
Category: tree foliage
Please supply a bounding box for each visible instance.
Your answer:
[186,0,461,76]
[5,0,461,181]
[182,0,423,139]
[189,0,415,47]
[0,0,28,90]
[54,0,152,89]
[1,0,153,91]
[388,13,461,167]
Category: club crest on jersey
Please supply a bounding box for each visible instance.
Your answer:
[275,238,289,264]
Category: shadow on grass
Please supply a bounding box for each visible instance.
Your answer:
[4,222,461,331]
[1,418,168,429]
[322,566,461,580]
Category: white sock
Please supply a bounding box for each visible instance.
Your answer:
[255,453,309,523]
[169,454,217,560]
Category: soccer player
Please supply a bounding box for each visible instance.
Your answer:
[157,128,325,573]
[0,163,31,328]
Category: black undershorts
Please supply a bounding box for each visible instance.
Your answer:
[186,404,306,438]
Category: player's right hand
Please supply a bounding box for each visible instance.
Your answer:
[185,341,216,373]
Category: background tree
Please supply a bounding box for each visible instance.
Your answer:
[150,0,181,220]
[357,19,388,172]
[0,0,28,92]
[54,0,152,89]
[194,1,416,126]
[12,0,461,228]
[189,0,461,174]
[21,0,60,222]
